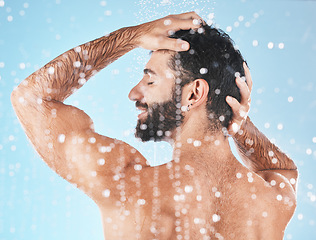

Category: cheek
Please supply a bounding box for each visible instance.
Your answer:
[144,85,170,102]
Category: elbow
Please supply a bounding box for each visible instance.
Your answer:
[11,86,26,112]
[11,87,25,111]
[11,88,20,109]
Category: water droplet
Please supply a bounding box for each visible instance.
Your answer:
[164,19,171,26]
[199,68,208,74]
[97,158,105,165]
[137,199,146,205]
[58,134,65,143]
[215,89,220,95]
[212,214,220,222]
[288,96,293,102]
[290,178,296,185]
[134,164,142,171]
[278,43,285,49]
[306,148,312,155]
[219,116,225,122]
[192,19,200,25]
[73,61,81,68]
[184,185,193,193]
[196,195,202,201]
[102,189,110,197]
[19,63,26,70]
[104,10,112,16]
[100,1,107,6]
[47,66,55,74]
[193,140,201,147]
[276,194,283,201]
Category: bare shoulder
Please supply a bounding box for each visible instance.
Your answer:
[253,169,298,218]
[57,128,149,204]
[256,169,298,195]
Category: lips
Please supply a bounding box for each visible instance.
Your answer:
[136,101,149,120]
[137,108,148,119]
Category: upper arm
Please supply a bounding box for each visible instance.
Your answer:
[12,93,148,203]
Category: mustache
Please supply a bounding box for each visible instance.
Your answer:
[136,101,148,109]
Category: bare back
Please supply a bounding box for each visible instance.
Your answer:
[94,148,296,240]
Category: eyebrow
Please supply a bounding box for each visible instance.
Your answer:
[143,68,157,75]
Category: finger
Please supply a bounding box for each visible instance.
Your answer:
[176,11,203,21]
[226,95,241,115]
[226,96,245,134]
[236,77,251,106]
[226,95,247,120]
[158,37,190,52]
[170,18,203,31]
[243,62,253,92]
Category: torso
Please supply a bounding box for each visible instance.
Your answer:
[97,155,295,240]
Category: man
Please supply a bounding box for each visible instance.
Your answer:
[11,12,298,239]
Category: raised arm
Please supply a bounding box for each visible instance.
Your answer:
[226,64,298,193]
[11,12,203,202]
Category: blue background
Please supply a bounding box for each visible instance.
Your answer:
[1,0,316,239]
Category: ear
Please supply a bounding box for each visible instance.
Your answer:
[185,79,209,108]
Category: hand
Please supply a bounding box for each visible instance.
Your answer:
[135,12,203,52]
[226,62,253,135]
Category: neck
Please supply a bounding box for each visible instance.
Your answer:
[170,126,234,167]
[166,106,235,167]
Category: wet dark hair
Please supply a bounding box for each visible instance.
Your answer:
[169,24,246,130]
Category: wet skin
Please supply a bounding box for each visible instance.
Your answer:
[11,12,297,239]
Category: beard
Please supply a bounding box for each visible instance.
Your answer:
[135,91,184,142]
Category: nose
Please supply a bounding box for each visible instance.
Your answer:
[128,81,144,102]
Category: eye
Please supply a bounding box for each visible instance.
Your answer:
[148,82,154,85]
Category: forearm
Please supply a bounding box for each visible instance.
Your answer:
[13,26,140,102]
[233,117,297,172]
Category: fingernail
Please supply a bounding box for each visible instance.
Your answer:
[226,96,233,103]
[181,42,189,50]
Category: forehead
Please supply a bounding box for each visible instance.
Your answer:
[145,50,175,77]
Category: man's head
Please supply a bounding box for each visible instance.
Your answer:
[129,24,246,142]
[169,24,246,129]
